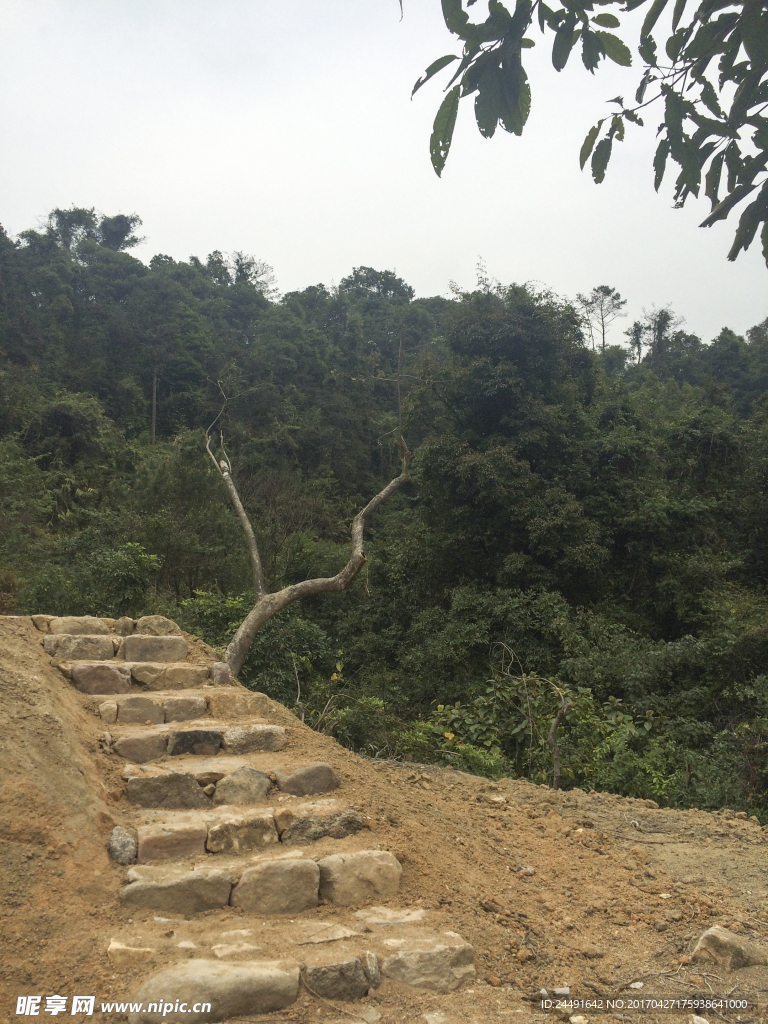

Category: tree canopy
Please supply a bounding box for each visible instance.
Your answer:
[415,0,768,265]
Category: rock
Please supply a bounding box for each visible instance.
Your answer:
[120,867,234,915]
[131,663,209,690]
[117,695,165,725]
[212,942,261,959]
[362,950,381,988]
[275,762,340,797]
[203,784,215,796]
[163,695,208,722]
[273,808,294,835]
[121,635,189,663]
[380,935,475,992]
[579,946,605,959]
[137,821,208,862]
[127,773,210,809]
[31,614,54,632]
[354,907,426,926]
[206,690,269,718]
[282,809,366,844]
[231,859,319,914]
[692,926,768,970]
[71,661,132,694]
[221,724,287,754]
[318,850,402,906]
[126,959,299,1024]
[113,616,135,636]
[108,826,137,864]
[302,958,370,1001]
[294,923,361,944]
[210,661,233,686]
[213,766,271,806]
[167,729,223,757]
[107,940,157,967]
[49,615,110,635]
[46,635,116,661]
[206,809,278,855]
[99,701,118,724]
[135,615,182,636]
[112,731,168,764]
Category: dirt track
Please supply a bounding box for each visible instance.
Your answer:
[2,614,768,1024]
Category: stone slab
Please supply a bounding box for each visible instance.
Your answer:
[163,695,208,722]
[137,821,208,862]
[120,868,234,915]
[117,695,165,725]
[112,731,168,764]
[127,773,210,809]
[282,809,364,845]
[380,935,475,992]
[167,728,222,757]
[99,701,118,724]
[206,809,278,855]
[31,614,54,632]
[302,958,369,1001]
[213,766,271,806]
[318,850,402,906]
[49,615,110,635]
[221,724,286,753]
[205,690,270,719]
[127,959,299,1024]
[71,662,132,694]
[130,663,209,690]
[231,859,319,914]
[121,635,189,662]
[45,634,117,660]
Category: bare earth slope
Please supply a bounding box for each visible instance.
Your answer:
[2,614,768,1024]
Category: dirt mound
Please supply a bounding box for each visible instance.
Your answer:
[2,614,768,1023]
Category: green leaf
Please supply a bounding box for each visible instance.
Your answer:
[552,15,579,69]
[582,27,604,70]
[596,31,633,65]
[442,0,470,36]
[762,219,768,267]
[741,1,768,66]
[640,0,669,41]
[654,137,670,190]
[671,0,687,32]
[726,182,768,260]
[699,78,725,118]
[700,179,760,227]
[592,12,620,26]
[704,149,725,206]
[500,65,531,134]
[639,33,658,64]
[591,136,613,182]
[475,67,504,137]
[412,55,459,97]
[521,37,536,46]
[430,85,461,177]
[580,122,602,168]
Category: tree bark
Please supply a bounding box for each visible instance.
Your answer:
[205,423,410,677]
[546,688,570,791]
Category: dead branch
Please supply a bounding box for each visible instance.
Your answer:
[206,409,411,677]
[547,685,570,791]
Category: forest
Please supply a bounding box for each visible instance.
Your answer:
[3,207,768,815]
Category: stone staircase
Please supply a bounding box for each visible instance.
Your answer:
[32,613,476,1024]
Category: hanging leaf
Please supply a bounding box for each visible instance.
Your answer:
[442,0,470,36]
[412,55,459,97]
[704,149,725,206]
[591,136,613,182]
[762,220,768,267]
[654,137,670,190]
[671,0,688,32]
[552,15,579,70]
[475,67,504,137]
[640,0,670,42]
[596,31,633,65]
[726,182,768,260]
[430,86,461,177]
[580,122,602,169]
[592,13,620,26]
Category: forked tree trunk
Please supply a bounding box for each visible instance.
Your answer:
[206,428,410,677]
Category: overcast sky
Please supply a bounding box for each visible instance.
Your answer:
[1,1,766,343]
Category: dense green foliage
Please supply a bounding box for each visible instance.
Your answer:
[4,208,768,814]
[418,0,768,265]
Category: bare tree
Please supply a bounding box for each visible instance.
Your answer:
[205,413,410,677]
[546,684,570,791]
[577,285,628,352]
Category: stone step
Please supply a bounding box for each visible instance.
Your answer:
[32,613,184,638]
[58,660,227,694]
[88,687,267,722]
[108,909,475,1006]
[118,848,403,917]
[111,794,361,863]
[45,632,190,663]
[107,721,288,763]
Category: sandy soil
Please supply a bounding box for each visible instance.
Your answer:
[2,614,767,1024]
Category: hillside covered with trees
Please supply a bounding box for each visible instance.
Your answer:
[3,207,768,815]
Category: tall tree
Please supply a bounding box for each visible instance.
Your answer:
[577,285,628,351]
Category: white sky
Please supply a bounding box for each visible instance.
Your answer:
[1,0,766,343]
